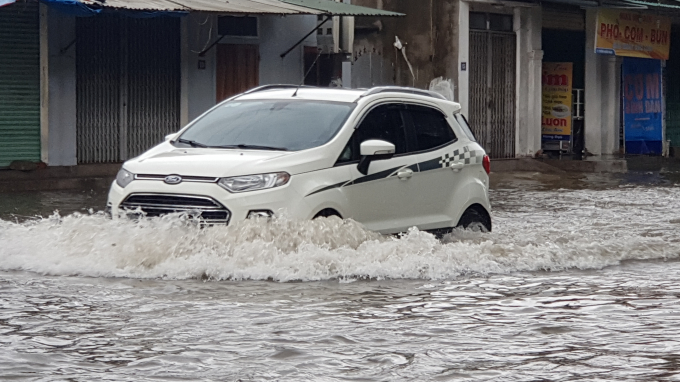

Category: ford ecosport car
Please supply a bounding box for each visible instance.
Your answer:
[107,85,492,234]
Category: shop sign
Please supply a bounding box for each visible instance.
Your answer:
[541,62,572,141]
[623,57,663,154]
[595,9,671,60]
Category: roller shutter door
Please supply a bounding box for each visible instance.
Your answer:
[543,7,585,31]
[0,1,40,167]
[76,16,180,163]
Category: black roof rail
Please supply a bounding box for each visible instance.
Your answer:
[360,86,447,101]
[241,84,317,95]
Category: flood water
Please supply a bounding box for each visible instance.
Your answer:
[2,171,680,380]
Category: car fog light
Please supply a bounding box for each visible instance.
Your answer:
[247,210,274,219]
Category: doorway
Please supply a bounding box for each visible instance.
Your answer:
[468,12,516,159]
[76,16,181,163]
[216,44,259,103]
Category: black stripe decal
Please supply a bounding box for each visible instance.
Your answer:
[306,180,351,197]
[418,157,442,172]
[351,166,401,186]
[305,161,433,198]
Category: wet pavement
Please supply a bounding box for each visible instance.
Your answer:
[2,171,680,380]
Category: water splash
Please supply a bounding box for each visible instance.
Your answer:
[2,185,680,282]
[0,190,680,281]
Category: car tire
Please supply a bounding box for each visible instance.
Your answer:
[313,208,342,219]
[456,206,491,232]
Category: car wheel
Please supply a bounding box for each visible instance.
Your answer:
[313,208,342,219]
[456,206,491,232]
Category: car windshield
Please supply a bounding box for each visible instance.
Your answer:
[176,100,355,151]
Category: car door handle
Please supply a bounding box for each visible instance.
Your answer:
[450,163,464,172]
[397,168,413,180]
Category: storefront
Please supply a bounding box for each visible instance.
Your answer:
[541,4,586,157]
[594,8,670,155]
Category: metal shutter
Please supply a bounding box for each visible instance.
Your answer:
[76,16,180,163]
[127,17,180,159]
[0,1,40,167]
[542,7,585,31]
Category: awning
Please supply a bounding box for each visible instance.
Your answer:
[279,0,403,16]
[43,0,404,16]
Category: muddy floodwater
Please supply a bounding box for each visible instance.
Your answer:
[2,171,680,380]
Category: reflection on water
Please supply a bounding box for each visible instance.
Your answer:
[1,172,680,380]
[0,188,108,221]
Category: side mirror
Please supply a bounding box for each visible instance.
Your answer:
[357,139,396,175]
[360,139,396,156]
[165,133,177,141]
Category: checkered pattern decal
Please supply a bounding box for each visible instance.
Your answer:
[439,146,483,168]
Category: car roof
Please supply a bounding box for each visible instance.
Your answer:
[233,85,462,112]
[236,87,365,103]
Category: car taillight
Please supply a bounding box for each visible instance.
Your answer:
[482,155,490,175]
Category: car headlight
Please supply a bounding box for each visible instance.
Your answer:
[218,172,290,193]
[116,168,134,188]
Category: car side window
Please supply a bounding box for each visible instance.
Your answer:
[405,105,456,151]
[337,104,407,163]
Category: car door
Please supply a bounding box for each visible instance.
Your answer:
[401,104,467,230]
[338,103,423,233]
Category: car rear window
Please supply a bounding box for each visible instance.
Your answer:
[454,113,477,142]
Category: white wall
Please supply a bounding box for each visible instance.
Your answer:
[457,1,469,116]
[259,15,317,85]
[183,13,218,123]
[46,8,77,166]
[182,14,317,123]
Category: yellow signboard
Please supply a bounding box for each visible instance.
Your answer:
[595,9,670,60]
[542,62,572,140]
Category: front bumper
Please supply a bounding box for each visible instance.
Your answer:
[107,178,309,224]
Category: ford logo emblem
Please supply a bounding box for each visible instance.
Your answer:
[164,175,182,185]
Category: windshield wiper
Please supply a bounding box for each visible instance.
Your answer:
[210,144,288,151]
[177,138,208,148]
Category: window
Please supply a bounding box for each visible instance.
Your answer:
[454,113,477,142]
[470,12,513,32]
[337,104,406,163]
[405,105,456,151]
[218,16,258,37]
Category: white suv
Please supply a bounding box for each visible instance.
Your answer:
[107,86,492,234]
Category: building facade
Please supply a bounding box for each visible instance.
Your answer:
[351,0,680,159]
[0,0,398,168]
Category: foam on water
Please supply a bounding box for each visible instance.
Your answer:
[1,185,680,281]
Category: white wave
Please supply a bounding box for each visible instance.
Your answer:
[1,186,680,282]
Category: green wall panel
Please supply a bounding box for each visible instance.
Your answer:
[0,1,40,167]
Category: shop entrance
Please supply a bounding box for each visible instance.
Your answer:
[542,26,586,157]
[76,16,181,163]
[216,44,259,102]
[666,26,680,155]
[468,12,516,159]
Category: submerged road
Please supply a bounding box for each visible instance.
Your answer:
[1,171,680,380]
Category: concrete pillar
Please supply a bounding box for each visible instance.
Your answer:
[584,8,620,157]
[514,6,542,157]
[46,8,77,166]
[456,1,469,116]
[584,8,602,155]
[602,55,620,155]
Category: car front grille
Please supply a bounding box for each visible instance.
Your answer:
[120,194,231,224]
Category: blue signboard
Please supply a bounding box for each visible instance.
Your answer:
[622,57,663,155]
